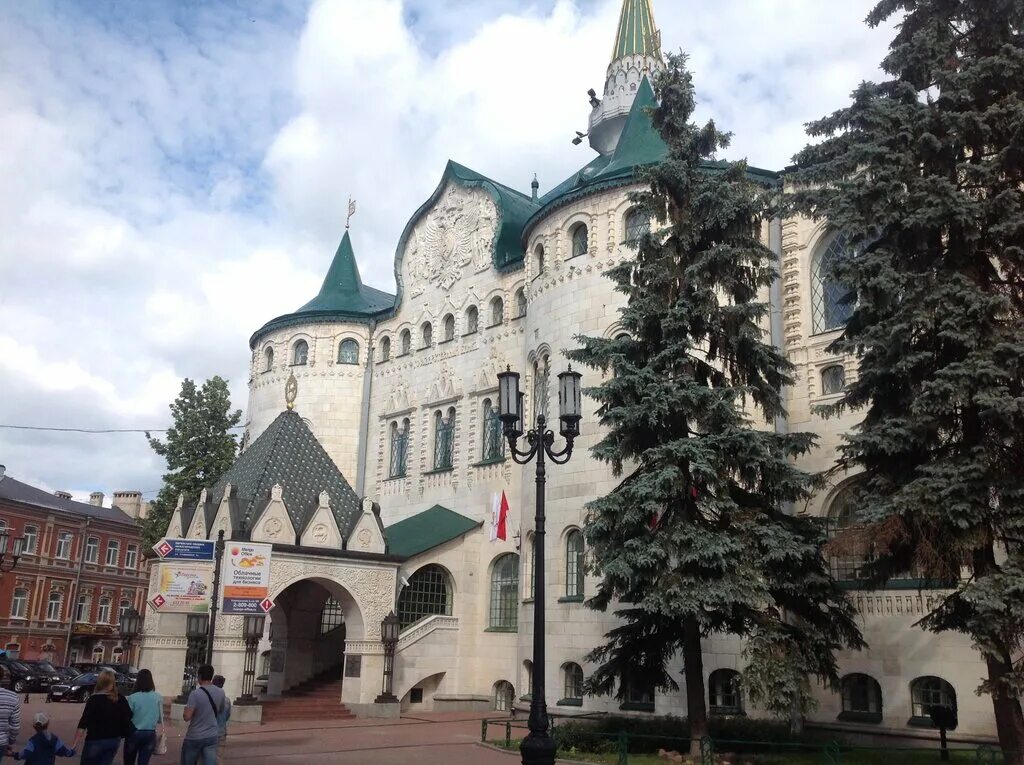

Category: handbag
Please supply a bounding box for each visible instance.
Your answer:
[156,732,168,755]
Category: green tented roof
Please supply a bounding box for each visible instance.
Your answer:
[385,505,482,558]
[250,231,395,346]
[612,0,660,61]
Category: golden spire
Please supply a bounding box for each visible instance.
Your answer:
[285,371,298,411]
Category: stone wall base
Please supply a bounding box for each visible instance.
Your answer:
[230,703,263,723]
[432,694,492,713]
[349,702,402,719]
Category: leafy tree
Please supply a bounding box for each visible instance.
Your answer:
[568,54,864,754]
[143,376,242,545]
[790,0,1024,758]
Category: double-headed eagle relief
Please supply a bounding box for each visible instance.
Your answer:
[408,184,497,295]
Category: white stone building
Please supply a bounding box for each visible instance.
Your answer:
[140,0,996,742]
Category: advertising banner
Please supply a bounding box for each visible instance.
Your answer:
[149,563,213,613]
[222,542,273,614]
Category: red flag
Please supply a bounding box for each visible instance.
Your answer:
[496,491,510,541]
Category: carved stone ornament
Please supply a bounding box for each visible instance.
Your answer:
[356,528,372,549]
[312,524,330,544]
[407,184,498,295]
[263,517,283,539]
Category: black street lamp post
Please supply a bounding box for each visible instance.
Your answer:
[375,611,400,703]
[118,607,142,667]
[236,614,266,705]
[175,613,210,703]
[497,364,582,765]
[0,530,25,575]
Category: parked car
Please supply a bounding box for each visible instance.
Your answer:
[47,671,134,702]
[53,666,79,683]
[0,658,48,693]
[22,661,62,689]
[105,663,139,682]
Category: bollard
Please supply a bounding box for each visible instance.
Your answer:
[700,735,714,765]
[481,718,487,742]
[505,721,511,748]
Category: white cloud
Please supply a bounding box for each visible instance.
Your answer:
[0,0,891,494]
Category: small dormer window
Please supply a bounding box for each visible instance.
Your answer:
[292,340,309,366]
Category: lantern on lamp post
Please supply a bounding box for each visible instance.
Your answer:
[236,614,265,705]
[118,607,142,667]
[375,611,400,704]
[174,613,210,703]
[497,364,582,765]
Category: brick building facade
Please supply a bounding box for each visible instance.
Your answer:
[0,468,148,665]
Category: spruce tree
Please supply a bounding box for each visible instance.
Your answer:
[790,0,1024,757]
[568,54,863,753]
[144,376,242,545]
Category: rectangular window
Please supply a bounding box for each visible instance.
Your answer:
[433,410,455,470]
[97,599,111,624]
[22,526,37,554]
[482,403,504,462]
[55,532,73,560]
[85,537,99,563]
[74,597,90,623]
[389,421,409,478]
[11,590,27,619]
[46,595,62,621]
[105,541,120,567]
[125,545,138,569]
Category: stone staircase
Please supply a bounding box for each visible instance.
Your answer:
[260,668,353,723]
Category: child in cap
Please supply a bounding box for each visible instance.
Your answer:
[11,713,75,765]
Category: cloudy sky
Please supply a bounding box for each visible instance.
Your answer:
[0,0,894,503]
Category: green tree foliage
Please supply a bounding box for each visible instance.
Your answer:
[568,54,863,752]
[789,0,1024,757]
[143,376,242,545]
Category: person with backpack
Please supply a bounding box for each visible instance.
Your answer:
[181,665,226,765]
[209,677,231,765]
[124,670,163,765]
[10,713,75,765]
[71,670,131,765]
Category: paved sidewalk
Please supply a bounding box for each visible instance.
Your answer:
[23,697,535,764]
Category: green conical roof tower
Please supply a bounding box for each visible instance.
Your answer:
[250,231,395,346]
[612,0,660,61]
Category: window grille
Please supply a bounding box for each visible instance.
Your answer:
[489,554,519,629]
[433,409,455,470]
[911,677,957,724]
[828,486,869,581]
[624,209,649,245]
[292,340,308,365]
[841,674,882,714]
[320,597,344,634]
[390,420,409,478]
[338,339,359,364]
[397,565,451,628]
[811,233,855,333]
[571,224,588,257]
[564,663,584,701]
[494,681,515,711]
[708,669,742,714]
[481,399,504,461]
[821,364,846,395]
[566,530,584,597]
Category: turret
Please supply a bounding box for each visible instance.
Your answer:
[588,0,665,156]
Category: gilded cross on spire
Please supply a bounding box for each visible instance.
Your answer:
[285,371,298,410]
[345,197,357,230]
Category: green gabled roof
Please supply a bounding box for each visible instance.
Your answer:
[612,0,660,60]
[592,76,666,180]
[209,409,362,542]
[384,504,482,558]
[250,231,395,347]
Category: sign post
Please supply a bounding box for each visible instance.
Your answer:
[222,542,273,615]
[148,538,216,614]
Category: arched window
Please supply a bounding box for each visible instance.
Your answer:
[708,669,743,715]
[443,314,455,342]
[421,322,433,349]
[563,663,584,704]
[489,553,519,630]
[465,305,479,334]
[493,680,515,711]
[22,525,37,554]
[910,677,957,727]
[11,588,28,619]
[811,233,855,333]
[292,340,308,366]
[119,599,131,621]
[84,537,99,564]
[400,329,411,356]
[433,407,455,470]
[534,244,545,275]
[828,486,867,581]
[533,354,550,421]
[338,339,359,364]
[46,592,61,621]
[515,288,527,318]
[821,364,846,395]
[380,336,391,362]
[624,208,649,246]
[565,529,584,598]
[97,597,112,624]
[481,398,504,462]
[397,565,452,628]
[389,419,409,478]
[490,297,504,327]
[839,673,883,722]
[570,223,588,258]
[263,346,274,372]
[74,595,90,622]
[320,597,344,634]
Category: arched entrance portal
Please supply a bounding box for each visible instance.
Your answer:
[266,577,364,696]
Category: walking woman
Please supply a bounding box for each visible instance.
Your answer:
[124,670,163,765]
[72,670,131,765]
